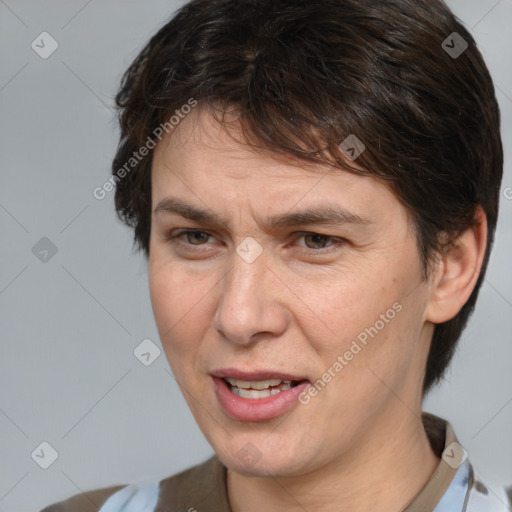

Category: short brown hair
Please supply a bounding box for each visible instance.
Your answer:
[112,0,503,392]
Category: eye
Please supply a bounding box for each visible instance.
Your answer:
[296,233,340,250]
[166,229,344,257]
[169,229,214,245]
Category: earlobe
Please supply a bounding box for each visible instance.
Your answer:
[426,207,488,324]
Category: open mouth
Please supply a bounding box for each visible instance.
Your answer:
[213,372,312,421]
[224,377,304,399]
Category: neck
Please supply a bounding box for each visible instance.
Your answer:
[227,409,439,512]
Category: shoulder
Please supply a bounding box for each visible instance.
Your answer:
[39,456,227,512]
[40,481,161,512]
[39,484,127,512]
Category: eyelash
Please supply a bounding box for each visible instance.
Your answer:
[166,229,345,255]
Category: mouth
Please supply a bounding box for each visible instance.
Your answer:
[224,377,303,399]
[211,369,311,421]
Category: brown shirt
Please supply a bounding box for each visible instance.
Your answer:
[40,413,509,512]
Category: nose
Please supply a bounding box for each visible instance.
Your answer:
[213,248,288,346]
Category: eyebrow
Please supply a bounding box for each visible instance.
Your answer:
[153,197,370,229]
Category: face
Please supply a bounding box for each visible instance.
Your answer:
[149,108,435,477]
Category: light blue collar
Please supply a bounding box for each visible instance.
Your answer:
[434,460,471,512]
[100,480,160,512]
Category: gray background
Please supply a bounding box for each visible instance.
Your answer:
[0,1,511,511]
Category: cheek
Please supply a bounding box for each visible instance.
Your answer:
[292,272,388,354]
[297,266,424,379]
[148,256,214,363]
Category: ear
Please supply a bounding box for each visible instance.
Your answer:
[426,207,488,324]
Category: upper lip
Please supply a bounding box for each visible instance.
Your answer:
[211,368,309,382]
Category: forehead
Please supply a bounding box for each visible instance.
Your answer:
[153,106,328,179]
[150,107,408,226]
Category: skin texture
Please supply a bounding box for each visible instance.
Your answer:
[148,108,487,512]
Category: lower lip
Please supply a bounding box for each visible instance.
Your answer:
[213,377,310,422]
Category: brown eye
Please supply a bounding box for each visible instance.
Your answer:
[183,230,211,245]
[302,233,331,249]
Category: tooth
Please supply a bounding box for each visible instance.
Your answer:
[270,388,281,395]
[234,388,272,399]
[225,378,284,390]
[250,379,281,389]
[226,378,251,389]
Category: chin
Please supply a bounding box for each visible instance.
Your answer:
[214,433,321,478]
